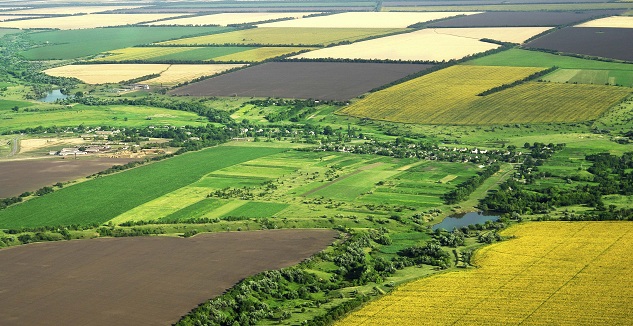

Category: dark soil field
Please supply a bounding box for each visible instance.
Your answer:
[525,27,633,62]
[0,158,139,198]
[386,0,617,5]
[0,229,337,326]
[428,10,624,27]
[170,62,433,101]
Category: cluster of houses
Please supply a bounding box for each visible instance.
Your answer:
[49,145,111,157]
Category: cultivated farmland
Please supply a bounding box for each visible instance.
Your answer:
[22,27,232,59]
[525,27,633,62]
[2,5,141,14]
[0,14,184,30]
[144,64,246,86]
[169,62,434,101]
[93,46,252,62]
[576,15,633,28]
[431,27,552,43]
[427,10,625,27]
[0,229,337,326]
[147,12,317,26]
[93,46,311,62]
[0,146,286,228]
[0,158,140,198]
[340,65,542,122]
[158,27,404,46]
[291,29,499,61]
[44,64,170,84]
[257,12,480,28]
[337,222,633,325]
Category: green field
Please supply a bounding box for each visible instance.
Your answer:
[0,104,209,133]
[21,27,233,60]
[221,201,289,218]
[0,99,34,110]
[0,146,286,228]
[158,27,405,46]
[0,28,20,38]
[94,46,254,62]
[465,49,633,87]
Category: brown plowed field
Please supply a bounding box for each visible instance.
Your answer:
[525,27,633,61]
[428,10,624,27]
[0,158,139,198]
[0,229,337,326]
[169,62,433,101]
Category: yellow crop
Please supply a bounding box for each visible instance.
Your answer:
[338,222,633,325]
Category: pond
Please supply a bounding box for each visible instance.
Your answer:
[39,89,68,102]
[432,212,499,231]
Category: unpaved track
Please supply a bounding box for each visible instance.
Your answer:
[0,229,337,325]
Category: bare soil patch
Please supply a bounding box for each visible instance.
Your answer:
[428,10,624,27]
[0,158,139,197]
[525,27,633,61]
[0,229,337,326]
[170,62,433,101]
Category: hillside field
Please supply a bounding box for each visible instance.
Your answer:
[94,46,312,62]
[44,64,171,84]
[144,64,246,86]
[338,222,633,325]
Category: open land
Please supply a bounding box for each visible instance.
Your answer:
[428,10,625,27]
[339,65,631,124]
[22,27,232,59]
[385,3,633,11]
[0,15,31,21]
[0,104,208,135]
[291,29,499,61]
[0,158,140,198]
[0,14,185,30]
[146,12,317,26]
[337,222,633,325]
[576,15,633,28]
[158,27,404,46]
[169,62,434,101]
[0,229,337,326]
[144,64,246,86]
[2,6,142,15]
[258,12,480,28]
[525,27,633,62]
[44,64,171,84]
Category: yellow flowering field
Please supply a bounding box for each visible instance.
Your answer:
[338,222,633,325]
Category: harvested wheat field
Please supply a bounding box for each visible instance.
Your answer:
[0,14,182,29]
[431,27,552,43]
[144,64,246,86]
[292,29,499,61]
[2,6,141,15]
[44,64,170,84]
[338,222,633,325]
[0,229,337,326]
[258,12,480,28]
[147,12,317,26]
[576,16,633,28]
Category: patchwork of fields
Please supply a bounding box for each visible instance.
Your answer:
[0,14,184,29]
[427,10,625,27]
[93,46,311,62]
[22,27,232,59]
[258,12,480,28]
[44,64,171,84]
[144,64,246,86]
[158,27,404,46]
[147,12,316,26]
[575,15,633,28]
[338,222,633,325]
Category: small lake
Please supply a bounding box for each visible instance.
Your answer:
[432,212,499,231]
[39,89,68,103]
